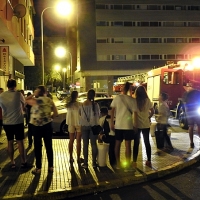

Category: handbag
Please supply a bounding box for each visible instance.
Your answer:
[91,125,103,135]
[82,105,102,135]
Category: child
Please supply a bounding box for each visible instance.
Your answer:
[156,92,173,151]
[99,107,116,166]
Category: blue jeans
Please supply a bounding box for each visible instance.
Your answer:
[81,126,98,165]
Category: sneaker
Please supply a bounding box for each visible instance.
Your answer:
[145,161,152,168]
[81,163,88,169]
[32,168,41,175]
[190,143,194,148]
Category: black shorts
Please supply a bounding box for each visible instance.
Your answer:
[3,123,24,141]
[115,129,134,141]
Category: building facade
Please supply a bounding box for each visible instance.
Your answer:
[0,0,35,90]
[74,0,200,94]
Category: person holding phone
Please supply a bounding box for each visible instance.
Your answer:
[26,85,58,175]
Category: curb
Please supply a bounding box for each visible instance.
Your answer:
[2,149,200,200]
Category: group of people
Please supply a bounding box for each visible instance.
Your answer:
[67,82,173,171]
[0,79,58,174]
[4,78,199,174]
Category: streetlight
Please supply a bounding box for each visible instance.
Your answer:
[41,1,73,85]
[54,64,66,90]
[62,68,67,90]
[54,46,73,84]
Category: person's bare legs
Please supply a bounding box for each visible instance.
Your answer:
[125,140,131,165]
[115,140,122,168]
[8,140,15,164]
[76,132,82,160]
[17,140,26,163]
[69,133,75,161]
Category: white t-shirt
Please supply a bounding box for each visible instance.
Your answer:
[66,102,80,126]
[156,101,170,124]
[111,94,137,130]
[133,98,153,129]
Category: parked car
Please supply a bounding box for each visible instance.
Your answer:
[56,90,70,100]
[52,97,113,137]
[77,92,110,102]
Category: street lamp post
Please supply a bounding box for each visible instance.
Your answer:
[67,51,73,84]
[62,68,67,89]
[41,7,53,85]
[54,46,73,84]
[40,1,73,85]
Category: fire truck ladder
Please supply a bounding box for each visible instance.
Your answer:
[117,73,148,83]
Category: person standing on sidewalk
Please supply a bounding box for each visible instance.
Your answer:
[79,89,100,169]
[98,107,116,166]
[110,82,137,170]
[26,85,58,174]
[26,92,33,147]
[66,91,83,164]
[155,92,173,151]
[184,89,200,148]
[133,86,154,168]
[0,79,27,169]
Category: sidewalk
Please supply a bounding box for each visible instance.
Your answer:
[0,123,200,200]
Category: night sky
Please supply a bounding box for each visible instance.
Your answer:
[34,0,66,37]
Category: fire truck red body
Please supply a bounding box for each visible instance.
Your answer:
[147,61,200,128]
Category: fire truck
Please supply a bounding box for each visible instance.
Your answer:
[114,60,200,129]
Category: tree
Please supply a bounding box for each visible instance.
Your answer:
[24,66,42,90]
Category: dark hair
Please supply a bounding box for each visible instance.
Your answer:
[37,85,46,97]
[160,92,168,101]
[123,82,131,94]
[27,92,32,96]
[67,91,78,107]
[135,86,149,112]
[87,89,96,115]
[7,79,16,89]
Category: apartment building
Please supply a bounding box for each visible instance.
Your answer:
[0,0,35,90]
[74,0,200,94]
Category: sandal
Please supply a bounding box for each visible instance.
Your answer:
[32,168,41,175]
[10,163,16,169]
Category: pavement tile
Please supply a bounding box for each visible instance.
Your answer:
[0,125,200,199]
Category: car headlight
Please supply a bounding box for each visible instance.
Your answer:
[198,107,200,115]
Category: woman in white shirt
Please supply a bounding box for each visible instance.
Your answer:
[79,89,100,169]
[134,86,154,168]
[66,91,82,163]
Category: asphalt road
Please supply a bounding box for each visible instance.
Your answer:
[69,162,200,200]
